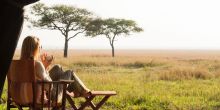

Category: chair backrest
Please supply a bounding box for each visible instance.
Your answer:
[7,60,36,105]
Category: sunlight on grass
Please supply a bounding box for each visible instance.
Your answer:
[2,50,220,109]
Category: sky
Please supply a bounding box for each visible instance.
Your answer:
[18,0,220,50]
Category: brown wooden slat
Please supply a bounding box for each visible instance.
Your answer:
[48,84,52,109]
[36,80,73,84]
[62,84,67,110]
[60,80,75,83]
[41,83,44,109]
[55,83,59,106]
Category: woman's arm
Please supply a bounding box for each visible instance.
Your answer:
[40,53,54,70]
[35,61,52,81]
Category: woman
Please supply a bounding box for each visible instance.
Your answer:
[20,36,72,103]
[21,36,90,103]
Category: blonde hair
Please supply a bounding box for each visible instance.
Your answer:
[20,36,40,60]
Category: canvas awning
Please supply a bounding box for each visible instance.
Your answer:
[0,0,39,98]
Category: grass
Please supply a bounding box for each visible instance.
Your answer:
[2,49,220,109]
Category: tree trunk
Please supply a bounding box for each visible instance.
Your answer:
[64,37,68,58]
[111,44,115,57]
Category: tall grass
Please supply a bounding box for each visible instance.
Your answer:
[2,50,220,109]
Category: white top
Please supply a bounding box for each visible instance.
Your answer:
[35,61,52,81]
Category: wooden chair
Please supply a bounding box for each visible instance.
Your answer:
[66,90,116,110]
[7,60,73,110]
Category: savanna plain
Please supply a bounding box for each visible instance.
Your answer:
[2,49,220,110]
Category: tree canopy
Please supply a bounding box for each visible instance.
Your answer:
[28,3,143,57]
[29,3,93,57]
[86,18,143,57]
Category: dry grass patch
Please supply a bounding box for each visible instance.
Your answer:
[158,67,213,81]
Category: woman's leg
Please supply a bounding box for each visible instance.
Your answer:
[66,72,90,97]
[48,64,63,102]
[48,65,73,103]
[49,64,64,81]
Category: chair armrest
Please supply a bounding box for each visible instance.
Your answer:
[60,80,74,83]
[36,81,63,84]
[36,80,74,84]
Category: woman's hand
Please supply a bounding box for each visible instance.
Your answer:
[40,53,54,70]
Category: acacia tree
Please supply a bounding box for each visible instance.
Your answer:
[86,18,143,57]
[29,3,93,57]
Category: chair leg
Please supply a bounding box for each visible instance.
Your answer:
[86,96,110,110]
[66,95,78,110]
[88,101,96,110]
[62,84,67,110]
[17,105,23,110]
[95,96,110,110]
[67,94,114,110]
[7,99,24,110]
[78,96,95,110]
[7,100,10,110]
